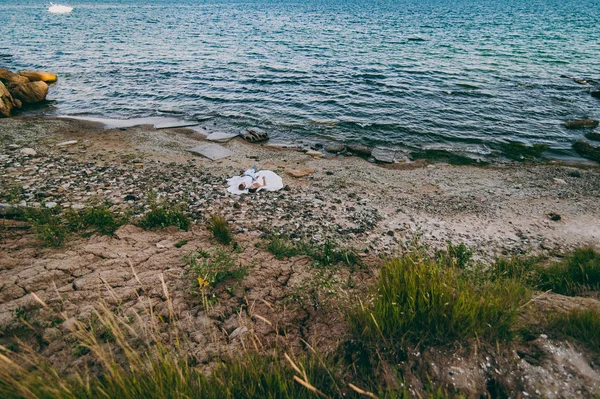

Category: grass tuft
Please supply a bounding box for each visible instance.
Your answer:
[139,204,190,231]
[265,235,362,269]
[501,142,548,162]
[548,309,600,352]
[350,252,529,355]
[65,205,125,235]
[185,248,247,290]
[23,208,68,247]
[208,214,234,245]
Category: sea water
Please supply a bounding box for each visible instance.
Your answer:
[1,0,599,159]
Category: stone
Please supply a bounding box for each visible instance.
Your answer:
[592,91,600,99]
[20,148,37,156]
[42,327,62,342]
[153,121,199,129]
[18,71,58,83]
[372,147,397,163]
[56,140,78,147]
[306,150,323,158]
[229,326,248,340]
[206,132,239,142]
[187,143,233,160]
[0,81,14,117]
[553,178,567,185]
[7,81,49,104]
[0,68,29,85]
[7,144,20,150]
[286,168,315,178]
[324,143,346,153]
[347,143,372,157]
[45,202,58,208]
[241,127,269,143]
[564,119,599,129]
[548,213,561,221]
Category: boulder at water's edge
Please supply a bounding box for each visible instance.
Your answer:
[0,81,15,117]
[7,81,49,105]
[18,70,58,83]
[0,68,29,85]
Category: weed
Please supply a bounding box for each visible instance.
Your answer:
[547,309,600,352]
[265,235,362,269]
[410,149,487,166]
[139,204,190,231]
[175,240,188,248]
[0,183,23,204]
[65,205,125,235]
[23,208,68,247]
[573,141,600,163]
[186,248,247,290]
[208,214,233,245]
[267,235,301,259]
[501,142,548,162]
[436,241,472,269]
[349,252,529,357]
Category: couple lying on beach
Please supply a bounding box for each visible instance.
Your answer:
[226,166,283,194]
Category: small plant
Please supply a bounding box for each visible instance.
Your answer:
[186,248,247,290]
[436,241,472,269]
[501,142,548,162]
[23,208,68,247]
[65,205,125,235]
[175,240,188,248]
[139,203,190,231]
[536,248,600,295]
[265,235,361,269]
[208,214,233,245]
[547,309,600,352]
[267,235,302,259]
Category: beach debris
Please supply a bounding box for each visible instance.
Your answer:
[241,127,269,143]
[56,140,78,147]
[286,168,315,178]
[153,121,199,129]
[573,78,589,85]
[324,143,346,154]
[187,143,233,160]
[206,132,239,143]
[18,71,57,83]
[306,150,323,158]
[564,119,599,129]
[20,148,37,156]
[548,213,561,221]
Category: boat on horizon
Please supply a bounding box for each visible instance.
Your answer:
[48,3,73,14]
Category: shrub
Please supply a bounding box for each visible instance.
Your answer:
[23,208,68,247]
[548,309,600,352]
[350,253,529,356]
[139,204,190,231]
[436,241,472,269]
[208,214,233,245]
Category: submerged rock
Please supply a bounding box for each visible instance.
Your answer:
[18,70,58,83]
[564,119,599,129]
[347,143,372,157]
[242,127,269,143]
[592,91,600,99]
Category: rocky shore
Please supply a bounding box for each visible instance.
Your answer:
[0,69,56,117]
[2,117,600,397]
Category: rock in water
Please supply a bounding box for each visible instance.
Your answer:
[564,119,599,129]
[592,91,600,99]
[7,81,49,104]
[347,143,372,157]
[0,68,29,85]
[241,127,269,142]
[0,81,14,117]
[324,143,346,154]
[17,71,58,83]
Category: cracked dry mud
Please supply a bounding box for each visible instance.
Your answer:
[1,117,600,397]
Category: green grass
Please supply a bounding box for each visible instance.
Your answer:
[185,248,247,290]
[436,241,473,269]
[138,204,190,231]
[265,235,362,269]
[409,149,487,166]
[573,141,600,163]
[349,252,529,357]
[23,208,68,247]
[65,206,125,235]
[501,142,548,162]
[208,214,234,245]
[548,309,600,352]
[492,248,600,296]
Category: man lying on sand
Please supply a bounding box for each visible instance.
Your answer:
[226,167,284,194]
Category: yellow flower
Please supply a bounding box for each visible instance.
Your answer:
[197,276,209,288]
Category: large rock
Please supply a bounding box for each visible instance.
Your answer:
[17,70,58,83]
[0,68,29,85]
[347,143,372,157]
[0,81,14,117]
[7,81,49,104]
[592,91,600,99]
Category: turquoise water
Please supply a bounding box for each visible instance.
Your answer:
[1,0,599,158]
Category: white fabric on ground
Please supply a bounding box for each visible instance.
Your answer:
[226,170,283,194]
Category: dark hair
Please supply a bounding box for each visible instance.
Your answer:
[238,183,246,190]
[248,187,258,193]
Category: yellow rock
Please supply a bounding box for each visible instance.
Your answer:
[286,168,315,178]
[18,70,58,83]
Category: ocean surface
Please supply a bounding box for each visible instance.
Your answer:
[1,0,599,159]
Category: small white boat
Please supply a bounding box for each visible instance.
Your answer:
[48,3,73,14]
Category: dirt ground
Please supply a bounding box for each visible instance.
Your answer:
[1,117,600,397]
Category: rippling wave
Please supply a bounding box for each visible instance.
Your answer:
[1,0,599,157]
